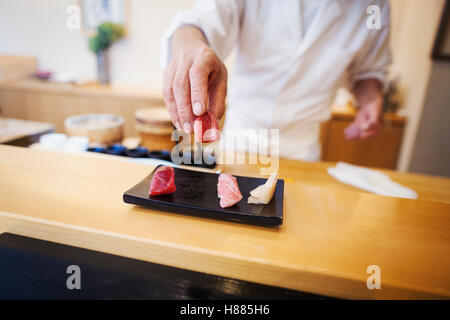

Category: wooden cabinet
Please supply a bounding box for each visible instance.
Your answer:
[0,55,37,83]
[321,106,406,169]
[0,79,164,137]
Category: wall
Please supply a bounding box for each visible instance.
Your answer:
[0,0,195,89]
[389,0,446,172]
[409,61,450,177]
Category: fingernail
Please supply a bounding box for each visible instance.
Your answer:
[175,121,182,131]
[183,122,192,134]
[193,102,204,116]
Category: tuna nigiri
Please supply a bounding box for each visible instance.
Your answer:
[194,110,221,143]
[149,166,176,196]
[217,173,243,208]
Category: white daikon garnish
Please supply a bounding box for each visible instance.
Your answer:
[247,172,279,204]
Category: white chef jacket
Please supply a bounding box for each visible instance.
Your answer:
[161,0,391,161]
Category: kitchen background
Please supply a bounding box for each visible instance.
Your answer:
[0,0,448,176]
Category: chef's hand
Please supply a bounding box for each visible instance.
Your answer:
[344,79,384,140]
[163,26,227,133]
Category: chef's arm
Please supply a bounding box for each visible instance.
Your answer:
[171,26,208,52]
[345,78,384,140]
[160,0,242,133]
[344,0,390,141]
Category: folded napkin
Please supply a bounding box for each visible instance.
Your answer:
[327,162,418,199]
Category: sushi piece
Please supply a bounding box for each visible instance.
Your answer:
[248,172,278,204]
[217,173,243,208]
[149,166,176,196]
[194,110,221,143]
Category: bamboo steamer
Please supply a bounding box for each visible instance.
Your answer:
[65,114,124,144]
[135,107,176,150]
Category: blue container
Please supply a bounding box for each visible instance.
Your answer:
[125,147,149,158]
[87,146,106,153]
[147,150,172,162]
[105,144,127,156]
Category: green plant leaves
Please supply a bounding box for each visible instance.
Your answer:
[89,22,125,53]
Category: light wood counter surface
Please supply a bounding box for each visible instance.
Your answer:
[0,145,449,299]
[0,117,54,144]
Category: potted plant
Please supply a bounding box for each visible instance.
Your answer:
[89,22,125,84]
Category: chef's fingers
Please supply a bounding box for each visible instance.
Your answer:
[209,66,227,120]
[360,111,383,138]
[163,63,181,130]
[344,122,361,140]
[360,120,383,139]
[173,63,195,134]
[190,51,219,116]
[358,112,376,130]
[359,101,383,129]
[360,127,380,139]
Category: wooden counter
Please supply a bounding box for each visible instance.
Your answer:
[0,145,449,299]
[0,117,54,144]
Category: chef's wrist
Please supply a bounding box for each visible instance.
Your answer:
[353,79,383,110]
[171,25,209,57]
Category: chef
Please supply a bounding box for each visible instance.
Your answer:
[160,0,390,161]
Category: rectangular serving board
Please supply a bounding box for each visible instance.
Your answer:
[123,166,284,227]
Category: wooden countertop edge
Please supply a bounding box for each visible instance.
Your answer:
[1,210,447,300]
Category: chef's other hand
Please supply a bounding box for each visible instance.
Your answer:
[344,79,384,140]
[163,26,227,133]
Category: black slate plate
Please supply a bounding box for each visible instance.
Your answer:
[123,166,284,227]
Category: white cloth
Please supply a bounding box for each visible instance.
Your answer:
[161,0,391,161]
[301,0,323,37]
[328,162,418,199]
